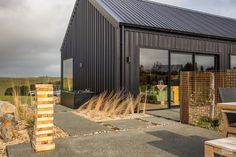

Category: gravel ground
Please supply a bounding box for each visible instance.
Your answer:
[0,121,68,157]
[75,111,152,122]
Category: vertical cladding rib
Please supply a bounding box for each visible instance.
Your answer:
[62,0,117,93]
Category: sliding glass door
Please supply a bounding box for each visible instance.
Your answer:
[140,48,169,109]
[170,53,193,106]
[139,48,219,110]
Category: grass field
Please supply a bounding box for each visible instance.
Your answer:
[0,77,60,104]
[0,96,34,104]
[0,77,60,96]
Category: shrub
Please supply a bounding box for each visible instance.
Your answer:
[197,116,220,130]
[78,91,144,119]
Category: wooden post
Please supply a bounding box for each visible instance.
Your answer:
[204,144,214,157]
[210,72,215,120]
[32,84,55,152]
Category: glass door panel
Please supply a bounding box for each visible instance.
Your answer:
[170,53,193,106]
[140,48,169,110]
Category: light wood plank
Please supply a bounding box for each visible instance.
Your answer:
[37,91,54,95]
[32,142,55,152]
[35,130,53,135]
[37,104,54,109]
[37,110,54,115]
[37,98,54,102]
[217,103,236,111]
[205,144,214,157]
[205,137,236,152]
[35,136,53,142]
[36,123,53,129]
[36,84,53,87]
[36,117,54,122]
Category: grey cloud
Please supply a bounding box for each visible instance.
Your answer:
[0,0,236,77]
[0,0,27,9]
[0,0,74,77]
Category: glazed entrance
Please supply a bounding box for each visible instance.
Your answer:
[139,48,218,110]
[139,48,169,110]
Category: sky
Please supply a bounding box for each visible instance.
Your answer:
[0,0,236,77]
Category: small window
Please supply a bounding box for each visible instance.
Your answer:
[230,55,236,69]
[195,54,217,71]
[63,58,73,91]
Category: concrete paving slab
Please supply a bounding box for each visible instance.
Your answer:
[54,105,72,113]
[104,119,149,130]
[7,123,223,157]
[140,116,179,126]
[54,112,111,136]
[7,139,77,157]
[147,110,180,121]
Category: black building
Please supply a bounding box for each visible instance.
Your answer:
[61,0,236,109]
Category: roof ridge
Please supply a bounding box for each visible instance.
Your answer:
[138,0,236,21]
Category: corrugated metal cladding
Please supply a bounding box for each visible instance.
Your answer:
[99,0,236,40]
[123,28,236,94]
[62,0,236,95]
[61,0,118,93]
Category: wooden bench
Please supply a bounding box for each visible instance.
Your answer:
[217,103,236,137]
[205,137,236,157]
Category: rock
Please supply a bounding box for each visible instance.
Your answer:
[0,113,17,142]
[0,101,18,120]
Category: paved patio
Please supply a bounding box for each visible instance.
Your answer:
[146,109,180,122]
[7,105,223,157]
[55,112,111,136]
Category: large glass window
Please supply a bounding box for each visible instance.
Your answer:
[171,53,193,106]
[195,55,217,71]
[231,55,236,69]
[139,48,219,110]
[63,58,73,91]
[139,48,169,109]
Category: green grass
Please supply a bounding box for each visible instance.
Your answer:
[0,77,60,96]
[197,116,220,131]
[0,77,60,105]
[0,96,33,104]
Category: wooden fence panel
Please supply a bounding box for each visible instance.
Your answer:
[180,70,236,124]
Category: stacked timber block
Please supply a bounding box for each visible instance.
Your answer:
[32,84,55,152]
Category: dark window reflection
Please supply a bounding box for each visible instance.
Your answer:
[140,48,168,109]
[195,55,216,71]
[171,53,193,73]
[63,58,73,91]
[171,53,193,106]
[231,55,236,69]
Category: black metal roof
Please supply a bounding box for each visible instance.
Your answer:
[98,0,236,40]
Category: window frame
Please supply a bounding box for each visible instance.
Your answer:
[194,53,219,72]
[230,54,236,69]
[62,58,74,91]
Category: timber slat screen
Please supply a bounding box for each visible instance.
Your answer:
[180,70,236,124]
[32,84,55,152]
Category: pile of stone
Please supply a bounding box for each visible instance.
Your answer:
[0,101,18,142]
